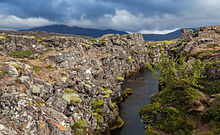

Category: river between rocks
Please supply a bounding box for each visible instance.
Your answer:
[113,69,159,135]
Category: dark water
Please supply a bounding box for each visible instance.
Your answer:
[114,69,159,135]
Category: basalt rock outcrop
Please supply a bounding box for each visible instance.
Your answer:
[0,31,163,134]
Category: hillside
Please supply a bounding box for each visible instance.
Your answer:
[20,24,128,38]
[21,24,183,41]
[142,29,182,41]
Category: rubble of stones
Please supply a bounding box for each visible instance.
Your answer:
[0,31,164,134]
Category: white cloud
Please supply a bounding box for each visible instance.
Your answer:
[1,6,220,34]
[0,14,56,30]
[67,14,94,28]
[138,28,180,34]
[66,8,220,33]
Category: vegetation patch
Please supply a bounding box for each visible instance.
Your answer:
[45,65,54,71]
[33,65,41,72]
[92,99,104,113]
[147,39,177,48]
[203,97,220,134]
[100,39,108,44]
[0,70,4,76]
[9,50,33,58]
[207,44,219,48]
[0,36,5,41]
[191,49,220,59]
[64,88,78,94]
[71,120,87,135]
[88,38,96,44]
[140,55,208,134]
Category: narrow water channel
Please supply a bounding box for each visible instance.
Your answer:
[114,69,159,135]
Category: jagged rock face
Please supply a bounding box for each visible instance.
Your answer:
[169,25,220,80]
[0,32,162,134]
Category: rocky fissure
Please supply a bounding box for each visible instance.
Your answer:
[0,32,164,134]
[1,25,219,135]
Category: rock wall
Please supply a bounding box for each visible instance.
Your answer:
[0,32,163,134]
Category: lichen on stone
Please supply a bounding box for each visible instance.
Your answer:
[62,88,82,105]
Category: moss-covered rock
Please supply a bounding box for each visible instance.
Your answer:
[33,65,41,72]
[109,116,124,131]
[92,99,103,113]
[0,70,3,76]
[71,120,87,135]
[62,89,82,105]
[116,77,125,81]
[120,88,133,101]
[45,65,54,71]
[99,86,113,97]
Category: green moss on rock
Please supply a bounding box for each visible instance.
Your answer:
[109,116,124,131]
[9,50,33,58]
[120,88,133,101]
[96,113,104,124]
[99,86,113,97]
[92,99,103,113]
[62,89,82,105]
[64,88,78,94]
[0,70,4,76]
[45,65,54,71]
[33,65,41,72]
[71,120,87,135]
[116,77,125,81]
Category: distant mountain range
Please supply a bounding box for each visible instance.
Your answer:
[21,25,127,38]
[21,24,185,41]
[142,29,183,41]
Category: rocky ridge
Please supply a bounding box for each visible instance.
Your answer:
[0,31,164,134]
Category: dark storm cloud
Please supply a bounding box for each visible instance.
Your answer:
[0,0,189,19]
[0,0,115,20]
[0,0,219,33]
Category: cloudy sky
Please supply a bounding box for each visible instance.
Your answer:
[0,0,220,34]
